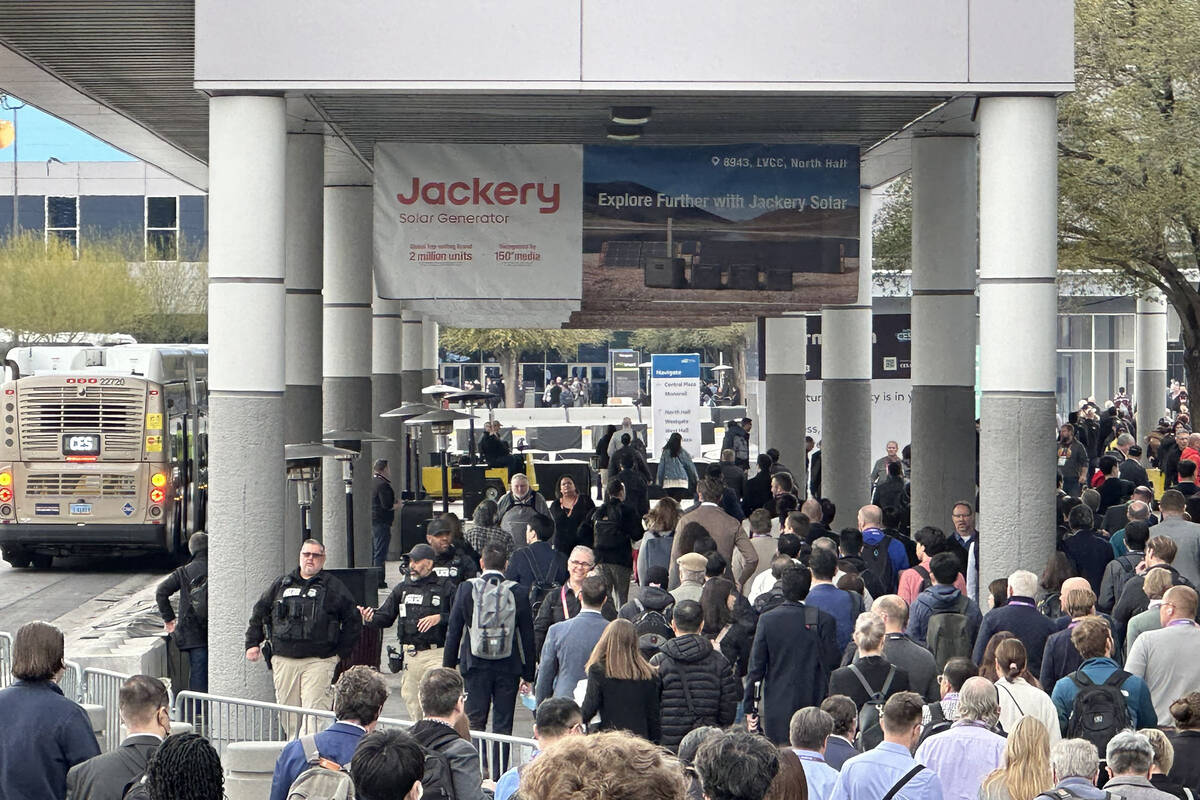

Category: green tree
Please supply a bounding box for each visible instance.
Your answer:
[0,233,147,343]
[1060,0,1200,406]
[437,328,609,407]
[874,1,1200,406]
[629,324,750,399]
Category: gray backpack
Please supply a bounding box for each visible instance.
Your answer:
[926,595,972,670]
[286,735,355,800]
[468,575,519,660]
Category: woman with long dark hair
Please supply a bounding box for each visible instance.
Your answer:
[549,473,597,554]
[656,432,698,501]
[700,577,754,677]
[580,619,661,742]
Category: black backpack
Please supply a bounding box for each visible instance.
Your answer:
[631,598,674,657]
[849,663,895,751]
[917,702,952,745]
[913,565,932,594]
[410,725,461,800]
[591,502,624,550]
[522,548,560,617]
[177,566,208,632]
[860,535,896,593]
[1065,670,1131,754]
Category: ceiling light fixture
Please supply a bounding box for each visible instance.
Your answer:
[606,124,642,142]
[610,106,652,125]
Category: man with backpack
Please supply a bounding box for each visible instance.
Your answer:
[919,657,976,738]
[534,575,611,705]
[493,698,583,800]
[1050,616,1157,741]
[268,666,387,800]
[856,505,910,595]
[411,668,488,800]
[532,545,618,656]
[1098,519,1150,614]
[349,729,427,800]
[443,544,536,774]
[828,692,943,800]
[905,552,982,668]
[155,531,208,692]
[743,566,841,744]
[651,599,740,752]
[913,678,1006,799]
[618,565,676,659]
[504,513,567,616]
[591,479,643,606]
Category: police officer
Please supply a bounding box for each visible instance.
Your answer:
[427,516,479,587]
[358,543,455,720]
[244,538,362,736]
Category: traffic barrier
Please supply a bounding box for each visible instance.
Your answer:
[376,717,537,773]
[0,631,11,689]
[81,703,107,750]
[61,660,83,702]
[175,690,336,755]
[81,668,129,752]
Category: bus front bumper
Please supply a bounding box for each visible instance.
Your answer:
[0,523,169,557]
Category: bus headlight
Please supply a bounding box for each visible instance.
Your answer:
[0,471,11,487]
[151,472,167,488]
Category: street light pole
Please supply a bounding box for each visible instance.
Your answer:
[1,95,25,240]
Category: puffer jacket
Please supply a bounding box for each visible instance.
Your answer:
[650,633,740,751]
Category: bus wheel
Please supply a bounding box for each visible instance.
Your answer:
[2,549,31,568]
[30,554,52,569]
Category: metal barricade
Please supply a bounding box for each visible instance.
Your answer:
[0,631,12,689]
[175,690,336,756]
[60,660,83,702]
[81,667,130,752]
[377,716,537,775]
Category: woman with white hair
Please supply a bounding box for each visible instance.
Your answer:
[827,612,910,749]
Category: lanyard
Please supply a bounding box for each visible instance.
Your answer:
[1168,619,1198,628]
[1007,600,1035,609]
[793,751,826,763]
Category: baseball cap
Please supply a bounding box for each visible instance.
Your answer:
[426,518,453,537]
[408,543,437,561]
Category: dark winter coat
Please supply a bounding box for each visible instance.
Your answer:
[650,633,740,751]
[155,553,208,650]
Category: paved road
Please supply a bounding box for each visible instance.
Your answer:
[0,555,171,634]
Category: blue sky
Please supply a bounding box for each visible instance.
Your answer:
[0,96,133,162]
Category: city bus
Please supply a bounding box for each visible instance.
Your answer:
[0,344,208,568]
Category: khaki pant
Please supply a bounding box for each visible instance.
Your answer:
[400,646,444,721]
[272,654,338,737]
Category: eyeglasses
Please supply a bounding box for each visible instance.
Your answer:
[300,551,326,559]
[568,560,595,568]
[951,513,972,519]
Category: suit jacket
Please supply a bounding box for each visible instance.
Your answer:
[823,735,859,770]
[66,734,160,800]
[743,601,840,744]
[742,471,773,517]
[670,503,757,588]
[535,610,610,704]
[443,571,537,681]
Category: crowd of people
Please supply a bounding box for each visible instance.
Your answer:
[7,408,1200,800]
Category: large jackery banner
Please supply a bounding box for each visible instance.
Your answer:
[373,143,583,302]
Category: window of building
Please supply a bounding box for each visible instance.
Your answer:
[45,195,78,254]
[146,196,179,260]
[1056,312,1135,414]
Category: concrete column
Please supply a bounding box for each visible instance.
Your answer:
[1136,291,1168,450]
[819,187,873,527]
[283,132,324,568]
[909,136,979,535]
[978,96,1058,593]
[401,310,423,403]
[373,289,405,558]
[321,184,373,568]
[207,94,287,701]
[764,316,807,489]
[422,317,440,389]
